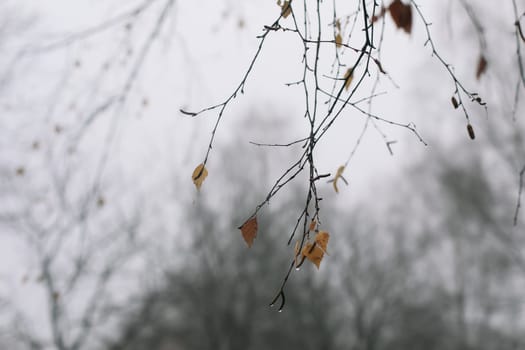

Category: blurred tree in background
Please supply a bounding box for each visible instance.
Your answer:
[106,146,525,349]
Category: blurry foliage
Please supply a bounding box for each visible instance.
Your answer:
[107,160,525,349]
[106,134,525,350]
[108,198,339,350]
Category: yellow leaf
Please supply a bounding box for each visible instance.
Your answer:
[239,216,258,248]
[335,33,343,48]
[315,231,329,250]
[302,231,330,269]
[344,68,353,91]
[294,240,301,266]
[331,165,347,193]
[192,163,208,190]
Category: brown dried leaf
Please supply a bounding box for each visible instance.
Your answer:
[373,58,386,74]
[301,231,330,269]
[451,96,459,109]
[309,219,317,232]
[388,0,412,34]
[476,55,487,80]
[315,231,330,250]
[239,216,258,248]
[335,33,343,48]
[191,163,208,190]
[281,1,291,18]
[344,68,353,91]
[467,123,476,140]
[293,240,302,267]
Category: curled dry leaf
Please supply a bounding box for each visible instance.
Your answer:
[476,55,487,80]
[344,68,354,91]
[239,216,258,248]
[330,165,348,193]
[388,0,412,34]
[192,163,208,190]
[335,33,343,48]
[293,240,303,267]
[451,96,459,109]
[315,230,329,248]
[309,219,317,231]
[373,58,386,74]
[301,231,330,269]
[467,123,476,140]
[280,1,291,19]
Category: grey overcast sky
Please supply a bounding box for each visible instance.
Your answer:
[1,1,520,346]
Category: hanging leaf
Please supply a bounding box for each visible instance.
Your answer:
[191,163,208,190]
[329,165,348,193]
[451,96,459,109]
[373,58,386,74]
[335,33,343,48]
[476,55,487,80]
[467,123,476,140]
[315,230,329,249]
[388,0,412,34]
[309,219,317,231]
[293,240,302,267]
[372,6,387,23]
[239,216,258,248]
[301,231,330,269]
[344,68,354,91]
[280,1,291,18]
